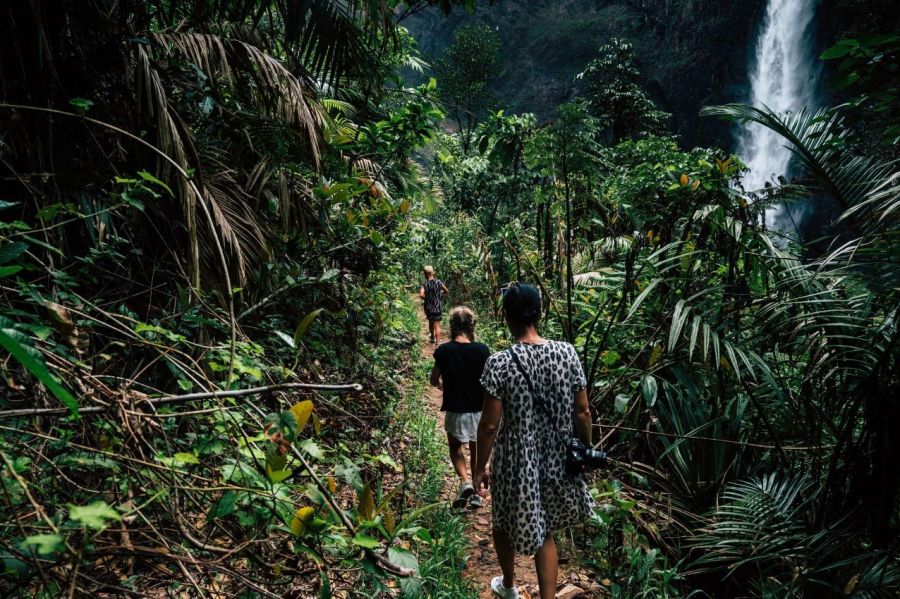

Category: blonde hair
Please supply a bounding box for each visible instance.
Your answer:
[449,306,477,340]
[423,265,434,275]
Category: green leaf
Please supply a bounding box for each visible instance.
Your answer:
[335,459,363,492]
[173,452,199,465]
[600,350,621,366]
[371,453,399,471]
[0,318,78,416]
[68,501,120,530]
[266,450,288,473]
[0,266,22,278]
[0,242,28,265]
[267,467,293,483]
[614,393,630,414]
[819,43,852,60]
[641,374,658,408]
[318,569,332,599]
[294,309,324,344]
[137,171,173,196]
[0,200,19,210]
[274,330,295,349]
[207,491,238,520]
[299,438,323,459]
[388,547,420,574]
[400,577,424,597]
[351,533,381,549]
[21,534,64,556]
[68,97,94,112]
[154,452,198,467]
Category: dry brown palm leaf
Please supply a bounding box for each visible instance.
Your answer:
[203,167,271,284]
[130,43,202,288]
[150,31,324,167]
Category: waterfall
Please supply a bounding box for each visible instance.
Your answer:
[739,0,821,227]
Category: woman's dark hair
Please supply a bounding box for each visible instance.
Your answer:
[502,282,542,328]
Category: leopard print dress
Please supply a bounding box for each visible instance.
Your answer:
[480,340,593,555]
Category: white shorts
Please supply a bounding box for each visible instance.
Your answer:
[444,411,481,444]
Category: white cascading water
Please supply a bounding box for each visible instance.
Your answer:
[739,0,820,227]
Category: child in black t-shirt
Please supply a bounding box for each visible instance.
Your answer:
[419,265,449,344]
[430,306,490,508]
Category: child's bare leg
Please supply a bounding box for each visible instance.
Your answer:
[447,434,468,481]
[434,321,441,342]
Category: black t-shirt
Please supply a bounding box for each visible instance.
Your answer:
[434,340,491,413]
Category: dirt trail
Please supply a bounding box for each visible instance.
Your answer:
[415,304,598,599]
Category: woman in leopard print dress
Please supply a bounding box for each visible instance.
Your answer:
[474,283,594,599]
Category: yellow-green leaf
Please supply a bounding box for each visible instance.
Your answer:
[351,533,380,549]
[358,484,375,522]
[290,400,314,432]
[290,506,315,536]
[266,466,292,483]
[294,309,324,344]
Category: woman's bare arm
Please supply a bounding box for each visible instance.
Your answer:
[473,391,501,493]
[440,282,449,294]
[419,285,425,298]
[573,388,592,445]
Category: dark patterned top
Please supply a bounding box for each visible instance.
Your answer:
[422,279,444,316]
[480,340,593,554]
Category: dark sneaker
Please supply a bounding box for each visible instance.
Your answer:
[469,494,483,509]
[452,481,475,509]
[429,334,435,343]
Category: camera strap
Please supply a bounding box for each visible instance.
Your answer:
[508,344,569,450]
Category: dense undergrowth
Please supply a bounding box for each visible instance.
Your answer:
[425,31,900,599]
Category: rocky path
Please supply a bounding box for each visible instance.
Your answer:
[415,304,598,599]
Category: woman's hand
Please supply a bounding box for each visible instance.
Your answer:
[473,468,491,497]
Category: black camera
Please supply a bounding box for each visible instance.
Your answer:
[565,438,607,476]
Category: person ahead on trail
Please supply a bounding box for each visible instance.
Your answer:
[473,283,593,599]
[430,306,490,509]
[419,265,449,344]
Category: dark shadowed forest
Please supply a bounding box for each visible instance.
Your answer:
[0,1,898,597]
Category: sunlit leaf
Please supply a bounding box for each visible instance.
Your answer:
[21,534,64,556]
[358,484,376,522]
[290,400,314,432]
[294,309,324,344]
[69,501,120,530]
[351,533,380,548]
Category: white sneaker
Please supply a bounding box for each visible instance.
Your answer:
[490,575,519,599]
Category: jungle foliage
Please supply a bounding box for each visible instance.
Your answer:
[0,1,479,597]
[430,29,900,598]
[0,1,898,598]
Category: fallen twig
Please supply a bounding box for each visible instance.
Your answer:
[0,382,363,419]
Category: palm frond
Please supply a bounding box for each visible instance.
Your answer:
[691,472,814,573]
[284,0,397,86]
[701,104,894,214]
[151,32,324,165]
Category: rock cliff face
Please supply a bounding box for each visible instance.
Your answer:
[405,0,767,149]
[405,0,899,150]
